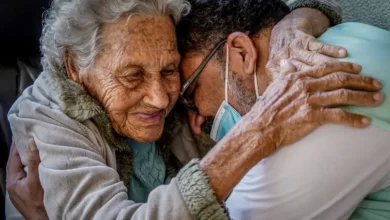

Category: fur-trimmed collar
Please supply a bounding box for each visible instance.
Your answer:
[42,72,131,151]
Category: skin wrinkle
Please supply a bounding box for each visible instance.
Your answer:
[128,17,177,52]
[102,80,121,110]
[71,15,180,142]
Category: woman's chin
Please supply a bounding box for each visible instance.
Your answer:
[112,116,166,142]
[126,125,164,143]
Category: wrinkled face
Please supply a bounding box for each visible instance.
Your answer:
[80,15,181,142]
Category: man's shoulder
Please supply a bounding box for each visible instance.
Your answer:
[227,124,390,220]
[258,124,390,186]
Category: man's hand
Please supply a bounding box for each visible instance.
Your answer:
[267,8,347,81]
[6,139,48,220]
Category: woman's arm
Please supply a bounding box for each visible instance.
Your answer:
[285,0,342,26]
[6,84,220,219]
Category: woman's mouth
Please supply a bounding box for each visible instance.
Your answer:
[137,110,164,125]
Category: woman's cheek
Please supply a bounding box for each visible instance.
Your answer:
[167,74,181,98]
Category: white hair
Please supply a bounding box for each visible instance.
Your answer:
[40,0,190,75]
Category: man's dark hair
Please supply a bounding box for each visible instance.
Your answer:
[177,0,290,55]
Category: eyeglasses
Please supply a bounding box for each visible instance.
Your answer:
[179,39,227,113]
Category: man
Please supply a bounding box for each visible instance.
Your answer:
[176,0,390,219]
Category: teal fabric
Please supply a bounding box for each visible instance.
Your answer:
[349,187,390,220]
[128,140,167,203]
[319,22,390,131]
[318,22,390,220]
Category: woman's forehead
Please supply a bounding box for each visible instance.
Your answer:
[102,15,177,52]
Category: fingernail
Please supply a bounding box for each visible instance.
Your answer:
[362,118,370,125]
[373,80,382,89]
[338,49,347,57]
[353,64,362,71]
[374,93,384,102]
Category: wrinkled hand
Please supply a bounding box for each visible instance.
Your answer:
[240,60,383,158]
[267,14,347,81]
[6,139,48,220]
[202,60,383,202]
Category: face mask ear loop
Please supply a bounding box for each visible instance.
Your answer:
[254,63,260,98]
[225,44,229,103]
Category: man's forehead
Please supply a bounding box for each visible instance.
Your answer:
[180,55,205,81]
[103,15,177,52]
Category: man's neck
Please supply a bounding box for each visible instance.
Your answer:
[252,27,273,96]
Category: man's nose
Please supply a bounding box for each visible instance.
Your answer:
[144,77,169,109]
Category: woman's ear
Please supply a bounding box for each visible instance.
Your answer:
[226,32,257,75]
[64,51,81,83]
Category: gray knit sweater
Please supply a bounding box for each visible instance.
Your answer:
[338,0,390,30]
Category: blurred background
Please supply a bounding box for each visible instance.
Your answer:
[0,0,49,154]
[0,0,49,218]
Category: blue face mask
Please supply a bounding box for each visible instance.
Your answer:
[210,45,261,142]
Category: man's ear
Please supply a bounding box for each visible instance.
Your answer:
[188,111,206,135]
[226,32,257,75]
[64,51,81,83]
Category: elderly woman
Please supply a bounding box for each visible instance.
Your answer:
[4,0,382,219]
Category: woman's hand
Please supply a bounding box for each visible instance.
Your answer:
[201,61,384,202]
[6,139,48,220]
[244,61,382,155]
[267,8,347,81]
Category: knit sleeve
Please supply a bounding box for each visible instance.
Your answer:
[284,0,343,25]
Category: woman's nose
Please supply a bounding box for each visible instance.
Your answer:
[144,78,169,109]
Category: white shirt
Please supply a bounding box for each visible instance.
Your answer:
[226,124,390,220]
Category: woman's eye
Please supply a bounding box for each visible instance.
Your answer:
[127,71,142,79]
[161,69,176,76]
